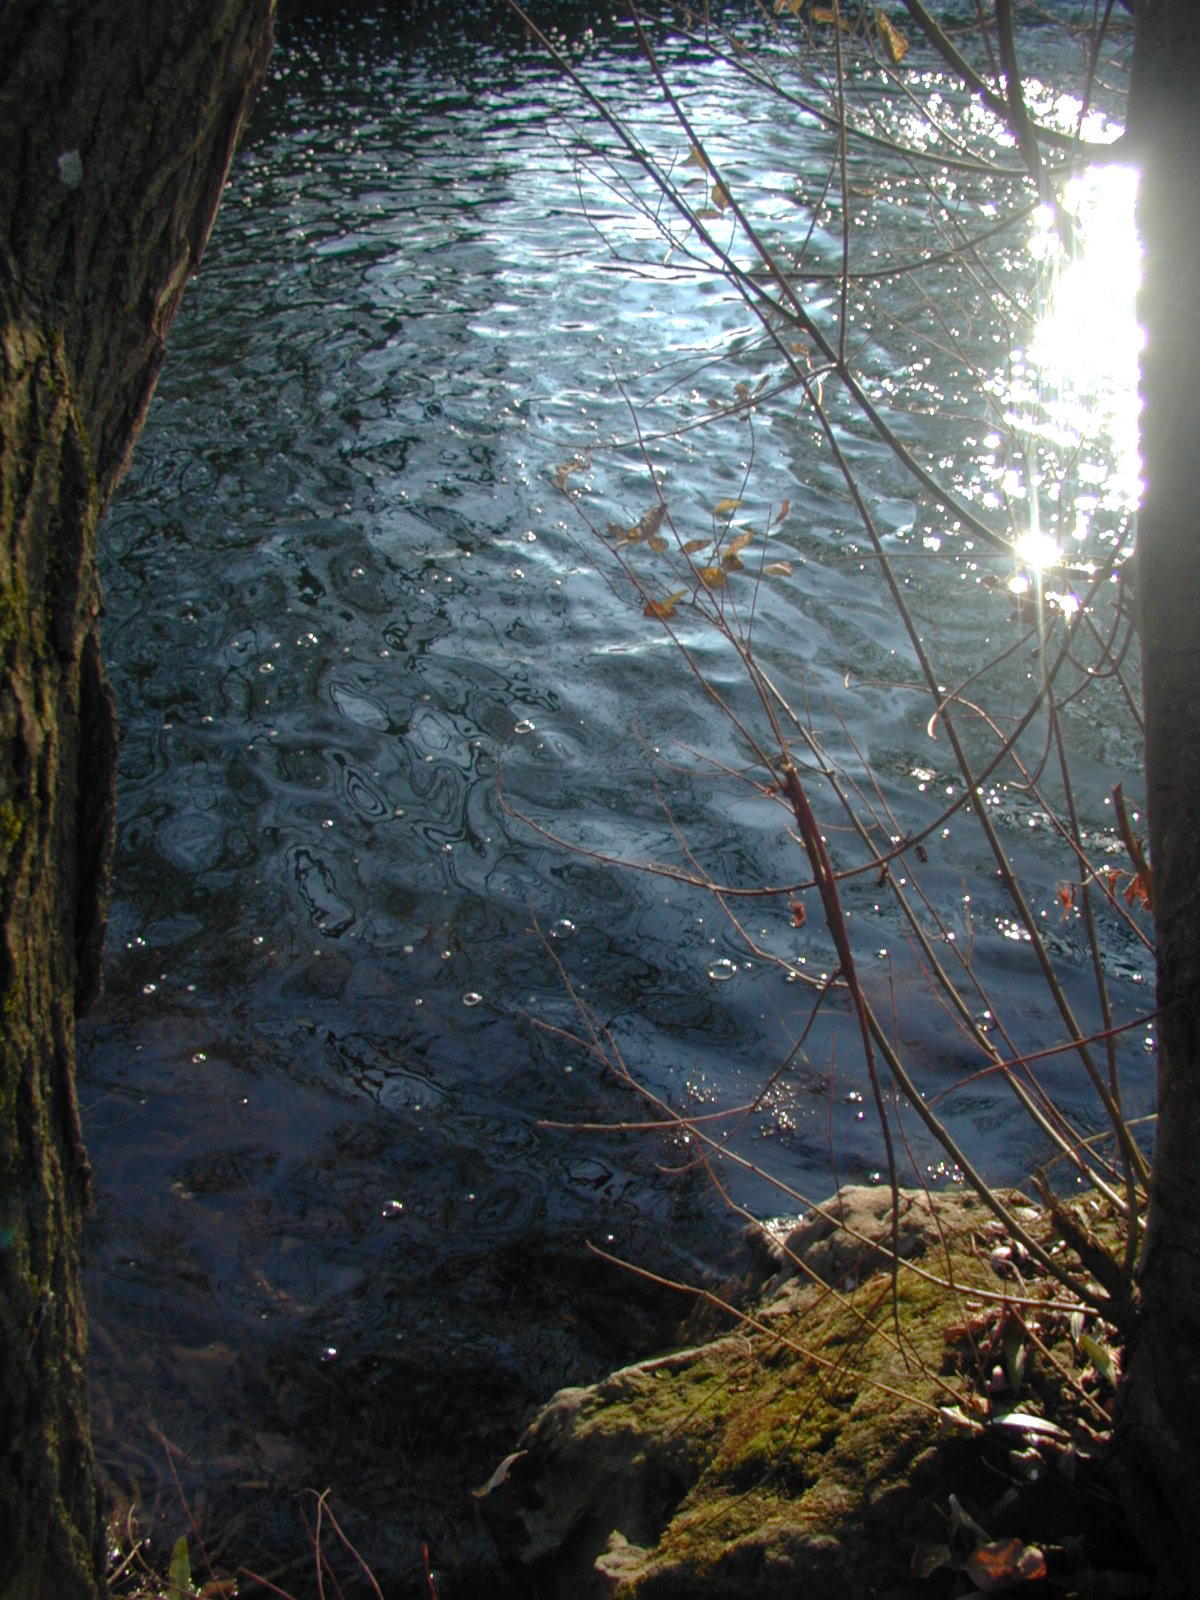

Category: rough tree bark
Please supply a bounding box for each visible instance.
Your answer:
[1115,2,1200,1594]
[0,6,275,1597]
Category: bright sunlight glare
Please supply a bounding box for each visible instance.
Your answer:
[1024,163,1143,524]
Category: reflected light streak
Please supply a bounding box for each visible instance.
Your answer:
[1025,163,1143,523]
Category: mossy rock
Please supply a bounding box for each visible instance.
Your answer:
[479,1186,1140,1599]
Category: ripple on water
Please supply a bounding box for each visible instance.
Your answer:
[82,7,1148,1584]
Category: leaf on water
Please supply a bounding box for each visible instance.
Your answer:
[722,552,745,572]
[606,522,630,539]
[647,533,668,553]
[713,497,742,516]
[628,503,666,542]
[773,499,791,526]
[790,899,806,928]
[711,181,731,211]
[812,5,853,29]
[682,537,711,554]
[965,1537,1047,1594]
[699,565,727,589]
[554,458,586,490]
[734,381,752,403]
[644,590,687,620]
[683,144,710,171]
[764,560,794,577]
[774,0,804,13]
[726,529,755,557]
[168,1535,193,1598]
[876,8,909,63]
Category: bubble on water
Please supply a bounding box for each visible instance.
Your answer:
[706,958,737,982]
[141,982,157,995]
[191,1052,207,1065]
[513,719,535,735]
[550,918,576,939]
[462,991,483,1008]
[320,1346,339,1362]
[380,1199,404,1220]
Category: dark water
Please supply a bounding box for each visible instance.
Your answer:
[81,4,1146,1593]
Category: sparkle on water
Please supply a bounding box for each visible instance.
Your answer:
[1007,157,1142,568]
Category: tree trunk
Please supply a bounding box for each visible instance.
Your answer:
[1115,3,1200,1593]
[0,6,274,1596]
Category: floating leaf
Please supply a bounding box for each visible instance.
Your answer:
[876,8,909,63]
[713,497,742,517]
[726,529,755,558]
[682,144,710,171]
[764,560,794,577]
[168,1535,193,1599]
[554,458,586,490]
[722,552,746,572]
[812,5,852,29]
[711,181,731,211]
[734,382,752,404]
[965,1537,1046,1593]
[644,590,687,620]
[790,900,806,928]
[774,0,805,14]
[606,522,629,539]
[699,565,727,589]
[623,503,667,544]
[647,533,668,553]
[773,499,791,526]
[682,537,711,555]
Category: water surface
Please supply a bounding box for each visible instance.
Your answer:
[82,4,1147,1592]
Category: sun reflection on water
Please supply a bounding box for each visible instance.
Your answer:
[1004,160,1142,566]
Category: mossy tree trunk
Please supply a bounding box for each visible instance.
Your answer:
[0,6,274,1596]
[1116,3,1200,1594]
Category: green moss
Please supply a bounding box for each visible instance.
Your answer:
[586,1212,1042,1598]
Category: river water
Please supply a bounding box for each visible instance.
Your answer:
[80,3,1147,1594]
